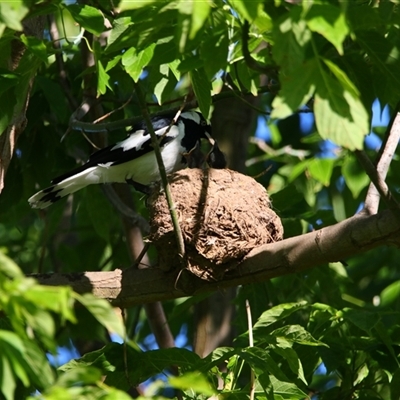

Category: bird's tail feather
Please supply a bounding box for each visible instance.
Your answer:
[28,181,87,209]
[29,167,101,209]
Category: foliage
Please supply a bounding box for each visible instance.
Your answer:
[1,0,400,399]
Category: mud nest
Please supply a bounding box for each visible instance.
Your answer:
[148,168,283,281]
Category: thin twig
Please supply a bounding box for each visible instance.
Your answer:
[132,81,186,262]
[245,299,255,400]
[223,82,271,115]
[364,110,400,214]
[92,94,133,124]
[80,130,102,150]
[131,242,151,269]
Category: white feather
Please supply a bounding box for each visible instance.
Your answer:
[28,122,187,209]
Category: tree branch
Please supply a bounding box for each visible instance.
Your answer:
[33,208,400,307]
[363,111,400,214]
[355,150,400,213]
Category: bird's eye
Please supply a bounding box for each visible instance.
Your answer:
[201,120,207,126]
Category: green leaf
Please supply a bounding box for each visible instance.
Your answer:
[177,0,210,51]
[188,1,210,39]
[169,372,216,396]
[308,158,335,187]
[76,293,126,339]
[230,0,263,21]
[239,347,289,382]
[0,331,35,397]
[0,250,23,278]
[178,55,204,73]
[0,356,15,400]
[56,366,103,387]
[271,325,327,347]
[200,347,237,372]
[190,68,211,119]
[272,10,310,74]
[0,1,28,33]
[322,59,359,98]
[24,340,55,389]
[122,45,155,82]
[380,280,400,307]
[97,60,111,96]
[118,0,158,11]
[20,34,48,62]
[201,31,229,79]
[272,345,307,385]
[148,36,177,66]
[342,155,370,198]
[271,58,317,119]
[342,308,379,333]
[66,4,105,35]
[314,78,369,150]
[253,301,308,330]
[270,375,308,399]
[305,4,349,55]
[152,64,177,105]
[24,285,76,323]
[107,17,132,50]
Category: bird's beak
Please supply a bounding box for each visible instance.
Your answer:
[205,131,215,146]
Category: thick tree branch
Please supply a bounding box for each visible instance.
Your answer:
[33,208,400,307]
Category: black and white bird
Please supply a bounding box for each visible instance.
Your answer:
[29,111,218,209]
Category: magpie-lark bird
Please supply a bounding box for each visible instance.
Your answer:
[29,111,220,209]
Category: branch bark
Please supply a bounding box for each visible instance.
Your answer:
[363,111,400,214]
[33,208,400,307]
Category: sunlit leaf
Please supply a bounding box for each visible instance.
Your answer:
[76,293,126,339]
[0,1,28,33]
[66,4,105,35]
[314,84,369,150]
[305,4,349,55]
[0,250,23,279]
[230,0,263,21]
[380,281,400,307]
[20,35,48,62]
[253,302,308,330]
[169,372,216,396]
[308,158,335,187]
[122,45,155,82]
[271,58,317,119]
[190,68,211,118]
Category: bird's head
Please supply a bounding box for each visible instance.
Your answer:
[180,111,212,140]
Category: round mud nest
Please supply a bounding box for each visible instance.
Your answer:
[149,168,283,281]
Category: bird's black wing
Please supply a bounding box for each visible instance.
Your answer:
[52,116,176,185]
